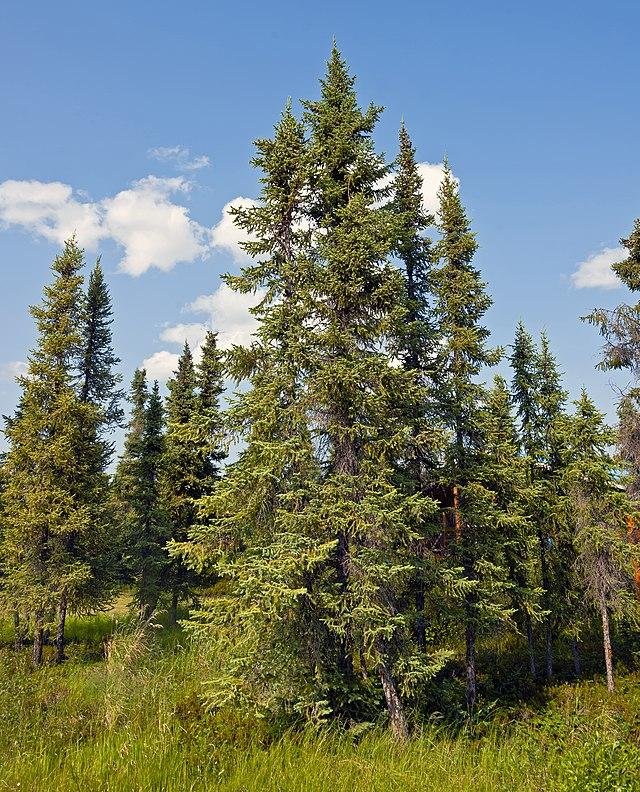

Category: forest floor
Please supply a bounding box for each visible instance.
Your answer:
[2,608,640,791]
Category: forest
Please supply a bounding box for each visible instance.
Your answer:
[2,47,640,790]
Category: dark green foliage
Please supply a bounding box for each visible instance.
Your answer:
[114,372,169,619]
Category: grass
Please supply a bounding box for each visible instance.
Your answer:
[2,613,640,791]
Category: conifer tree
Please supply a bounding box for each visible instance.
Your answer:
[177,103,329,720]
[391,123,438,651]
[0,239,101,665]
[79,259,124,461]
[562,391,640,692]
[300,47,441,737]
[114,372,168,619]
[430,162,504,710]
[163,340,225,623]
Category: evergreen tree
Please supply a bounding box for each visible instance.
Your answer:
[177,102,329,721]
[430,162,504,710]
[0,239,101,665]
[164,340,225,623]
[113,372,168,619]
[78,259,124,462]
[562,391,640,692]
[391,123,439,652]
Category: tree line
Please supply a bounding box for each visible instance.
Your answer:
[2,46,640,739]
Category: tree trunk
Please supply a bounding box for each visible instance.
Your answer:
[378,659,409,741]
[55,593,68,664]
[600,598,615,693]
[415,586,426,652]
[13,610,23,653]
[32,622,44,667]
[570,636,581,678]
[538,531,553,680]
[169,588,179,626]
[466,617,477,712]
[525,613,537,678]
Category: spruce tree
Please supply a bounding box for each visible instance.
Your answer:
[177,102,329,720]
[113,372,168,619]
[163,340,225,623]
[391,123,438,652]
[79,259,124,462]
[0,239,101,665]
[562,391,640,691]
[300,47,441,737]
[430,162,504,710]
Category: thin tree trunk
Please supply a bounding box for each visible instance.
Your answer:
[32,621,44,667]
[570,636,581,678]
[525,613,537,678]
[169,588,179,626]
[600,598,615,692]
[538,531,553,680]
[13,610,22,653]
[453,485,462,542]
[415,587,426,652]
[378,659,409,741]
[55,593,68,664]
[466,616,477,712]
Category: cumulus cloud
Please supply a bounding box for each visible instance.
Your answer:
[0,180,104,248]
[143,283,264,381]
[148,145,211,172]
[210,197,259,263]
[141,350,182,383]
[102,176,208,276]
[0,360,28,382]
[188,283,263,349]
[0,177,257,276]
[571,246,625,290]
[417,162,457,217]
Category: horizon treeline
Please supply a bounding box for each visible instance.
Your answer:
[2,47,640,739]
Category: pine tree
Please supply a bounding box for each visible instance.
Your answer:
[0,239,101,665]
[113,372,168,619]
[562,391,640,692]
[430,162,503,710]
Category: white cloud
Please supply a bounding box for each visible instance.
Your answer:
[417,162,457,217]
[0,180,104,248]
[141,350,181,383]
[148,145,211,172]
[571,246,624,290]
[188,283,262,349]
[0,360,28,382]
[159,322,208,350]
[377,162,455,219]
[102,176,208,276]
[144,283,264,380]
[0,176,244,276]
[210,197,259,263]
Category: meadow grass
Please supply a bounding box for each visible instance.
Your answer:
[2,614,640,791]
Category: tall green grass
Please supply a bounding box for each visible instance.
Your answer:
[2,615,640,791]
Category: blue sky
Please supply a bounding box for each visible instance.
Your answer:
[0,0,638,439]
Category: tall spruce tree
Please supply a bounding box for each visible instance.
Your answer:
[113,372,168,619]
[177,102,329,721]
[562,391,640,691]
[0,239,101,665]
[300,47,442,737]
[430,162,505,710]
[163,340,225,623]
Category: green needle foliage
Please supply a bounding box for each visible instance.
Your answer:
[0,239,105,664]
[114,372,169,619]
